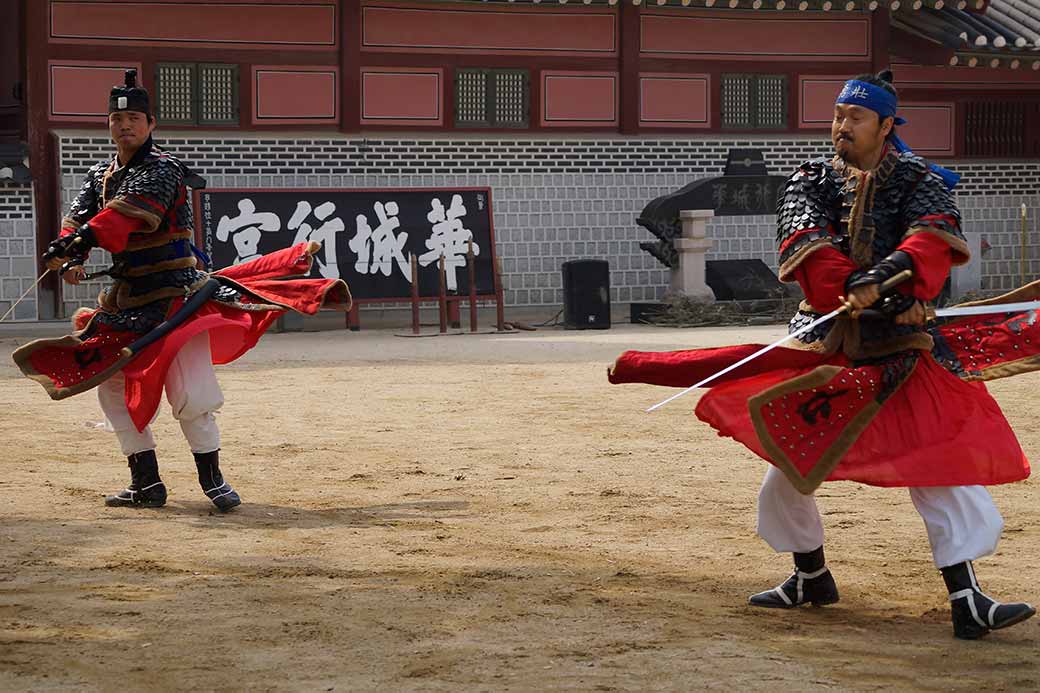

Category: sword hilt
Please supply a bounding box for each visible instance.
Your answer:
[43,234,85,262]
[879,268,913,294]
[840,268,914,317]
[59,256,85,276]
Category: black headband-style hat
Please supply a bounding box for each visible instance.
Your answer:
[108,68,151,115]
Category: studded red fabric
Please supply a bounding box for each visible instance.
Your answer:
[27,322,137,389]
[14,242,350,431]
[609,309,1036,490]
[695,352,1028,489]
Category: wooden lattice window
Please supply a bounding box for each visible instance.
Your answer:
[156,63,239,126]
[454,68,529,128]
[963,101,1039,157]
[721,74,788,130]
[156,63,194,125]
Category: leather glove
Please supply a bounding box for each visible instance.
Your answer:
[844,250,914,293]
[43,223,97,262]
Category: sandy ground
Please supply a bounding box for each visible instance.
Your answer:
[1,321,1039,692]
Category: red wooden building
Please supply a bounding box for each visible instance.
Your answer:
[2,0,1039,320]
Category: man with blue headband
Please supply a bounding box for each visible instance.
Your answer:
[750,70,1034,639]
[610,69,1038,639]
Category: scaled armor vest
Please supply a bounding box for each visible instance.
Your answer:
[775,148,968,360]
[63,138,202,312]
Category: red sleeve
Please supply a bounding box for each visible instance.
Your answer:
[896,232,952,300]
[83,207,145,254]
[791,246,859,312]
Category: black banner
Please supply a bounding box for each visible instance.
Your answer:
[194,188,497,301]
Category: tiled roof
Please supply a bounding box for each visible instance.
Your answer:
[895,0,1040,66]
[381,0,1040,67]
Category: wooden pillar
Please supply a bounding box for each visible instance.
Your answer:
[618,1,640,135]
[341,0,361,134]
[24,0,60,319]
[870,9,891,74]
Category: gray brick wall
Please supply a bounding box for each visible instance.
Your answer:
[0,181,37,321]
[960,195,1040,292]
[51,132,1040,313]
[705,214,778,271]
[701,196,1040,296]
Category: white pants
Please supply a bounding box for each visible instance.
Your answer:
[97,331,223,456]
[757,465,1004,568]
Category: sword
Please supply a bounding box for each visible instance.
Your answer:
[1,236,93,323]
[0,270,52,323]
[0,260,120,323]
[934,301,1040,319]
[646,274,1040,413]
[117,277,222,359]
[646,269,913,413]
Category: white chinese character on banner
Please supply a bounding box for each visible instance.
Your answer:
[289,201,345,279]
[418,194,479,291]
[349,201,410,280]
[215,198,282,264]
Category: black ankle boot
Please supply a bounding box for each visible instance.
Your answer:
[941,562,1035,640]
[749,546,839,609]
[194,450,241,512]
[105,450,167,508]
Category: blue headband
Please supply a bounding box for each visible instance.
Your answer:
[835,79,960,190]
[836,79,906,126]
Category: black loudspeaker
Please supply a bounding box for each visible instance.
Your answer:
[562,259,611,329]
[705,259,787,301]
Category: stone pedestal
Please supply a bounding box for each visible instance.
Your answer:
[670,209,715,299]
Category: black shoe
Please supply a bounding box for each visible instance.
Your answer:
[950,589,1036,640]
[749,566,840,608]
[194,450,241,512]
[941,561,1035,639]
[105,450,167,508]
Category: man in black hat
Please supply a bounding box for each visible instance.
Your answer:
[42,69,241,512]
[20,71,350,512]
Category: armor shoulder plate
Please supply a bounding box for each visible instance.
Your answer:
[116,152,186,217]
[65,162,109,226]
[899,154,963,239]
[776,159,842,267]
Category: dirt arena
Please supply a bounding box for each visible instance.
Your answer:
[2,320,1039,692]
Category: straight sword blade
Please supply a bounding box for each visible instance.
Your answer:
[646,304,846,413]
[644,268,913,413]
[934,300,1040,319]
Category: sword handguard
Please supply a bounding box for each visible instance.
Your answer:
[59,256,86,276]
